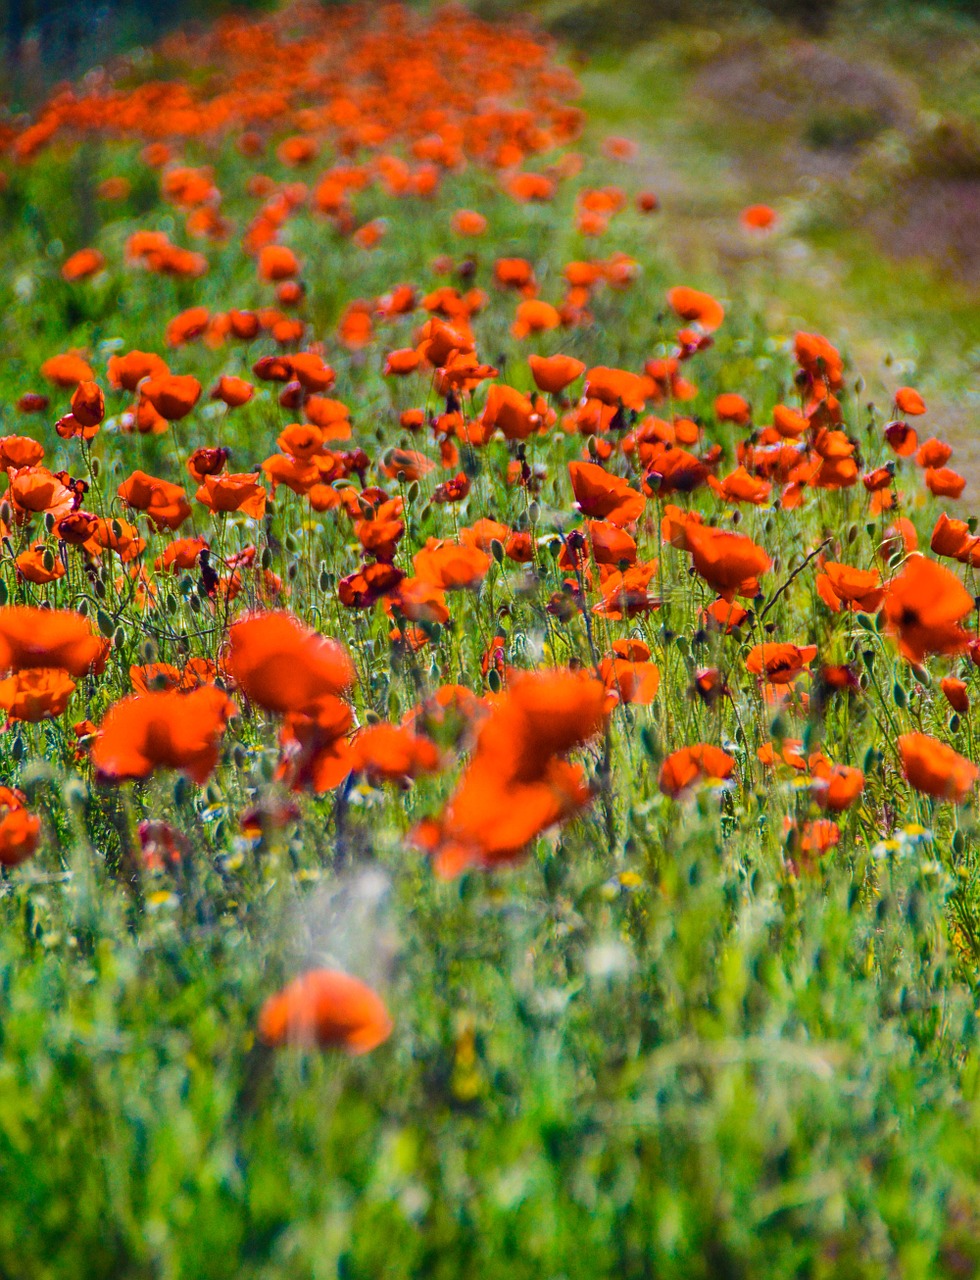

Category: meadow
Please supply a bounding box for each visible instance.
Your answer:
[0,2,979,1276]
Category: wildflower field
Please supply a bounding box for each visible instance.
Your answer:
[2,2,980,1275]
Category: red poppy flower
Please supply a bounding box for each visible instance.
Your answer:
[92,686,235,784]
[529,353,585,395]
[569,461,646,526]
[815,562,885,613]
[0,607,103,675]
[258,969,392,1053]
[226,612,354,716]
[666,287,724,333]
[685,525,770,600]
[745,642,817,684]
[941,677,970,714]
[899,732,977,803]
[659,744,735,797]
[0,668,75,721]
[881,555,973,664]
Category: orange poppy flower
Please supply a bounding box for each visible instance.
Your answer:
[92,685,235,785]
[599,653,660,706]
[258,969,392,1053]
[195,472,266,519]
[666,287,724,333]
[61,248,105,281]
[84,516,146,563]
[794,332,843,390]
[941,676,970,714]
[258,244,300,281]
[505,172,555,202]
[714,393,751,425]
[592,562,659,618]
[118,470,192,531]
[512,299,561,339]
[164,307,210,348]
[862,466,893,493]
[226,612,354,716]
[895,387,926,416]
[745,642,817,684]
[130,663,183,694]
[881,555,973,664]
[758,740,807,771]
[925,467,966,499]
[338,563,406,610]
[815,562,885,613]
[350,723,441,783]
[0,667,75,721]
[772,404,809,438]
[916,438,952,469]
[708,466,771,505]
[303,398,350,441]
[0,435,44,469]
[15,542,66,585]
[702,597,749,633]
[568,461,646,526]
[884,420,917,457]
[684,524,770,600]
[412,668,605,877]
[899,732,977,803]
[211,375,254,408]
[413,538,490,591]
[740,204,777,231]
[0,607,103,675]
[380,449,434,482]
[811,763,864,811]
[107,350,169,392]
[930,513,980,567]
[585,366,648,412]
[69,380,105,428]
[451,210,488,236]
[481,384,539,441]
[0,803,41,867]
[40,351,95,387]
[384,348,422,377]
[529,353,585,395]
[659,744,735,797]
[140,374,202,421]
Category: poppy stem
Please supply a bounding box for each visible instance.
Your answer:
[758,537,831,624]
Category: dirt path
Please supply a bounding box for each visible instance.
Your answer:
[578,32,980,483]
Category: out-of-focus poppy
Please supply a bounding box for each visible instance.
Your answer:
[0,607,103,675]
[226,612,354,716]
[899,732,977,803]
[881,555,973,664]
[258,969,392,1053]
[659,744,735,797]
[92,685,235,784]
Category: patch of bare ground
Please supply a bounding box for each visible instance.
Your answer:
[865,178,980,286]
[694,37,915,134]
[694,36,980,288]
